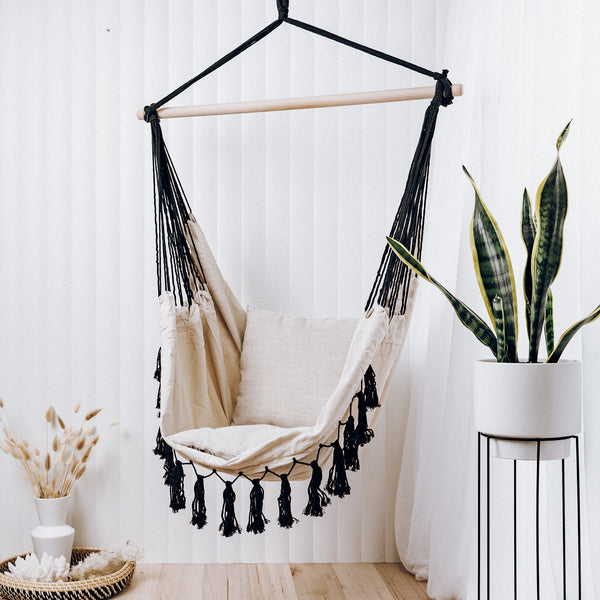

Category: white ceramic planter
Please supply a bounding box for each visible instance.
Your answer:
[31,495,75,562]
[473,360,582,460]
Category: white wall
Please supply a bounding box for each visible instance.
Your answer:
[0,0,454,563]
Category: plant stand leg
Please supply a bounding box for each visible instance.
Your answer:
[477,434,582,599]
[514,459,517,600]
[478,432,481,600]
[576,436,582,600]
[487,436,491,599]
[536,440,541,600]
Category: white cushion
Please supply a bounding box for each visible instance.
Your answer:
[232,306,358,428]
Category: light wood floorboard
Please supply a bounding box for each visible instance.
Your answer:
[117,563,431,599]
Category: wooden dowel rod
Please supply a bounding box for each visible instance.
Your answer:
[137,83,463,120]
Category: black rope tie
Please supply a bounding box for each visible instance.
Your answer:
[434,69,454,107]
[144,104,159,123]
[277,0,289,20]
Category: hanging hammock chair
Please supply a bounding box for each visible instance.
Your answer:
[142,0,456,536]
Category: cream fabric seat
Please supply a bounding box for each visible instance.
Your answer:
[159,221,412,479]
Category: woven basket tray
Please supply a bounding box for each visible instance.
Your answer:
[0,547,136,600]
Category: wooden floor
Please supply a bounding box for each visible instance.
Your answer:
[118,563,431,599]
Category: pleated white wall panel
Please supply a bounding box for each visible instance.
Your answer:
[0,0,443,564]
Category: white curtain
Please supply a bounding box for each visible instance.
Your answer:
[0,0,447,565]
[396,0,600,598]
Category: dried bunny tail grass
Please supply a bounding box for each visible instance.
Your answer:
[74,402,81,413]
[0,397,4,408]
[45,406,56,423]
[84,408,102,421]
[2,400,103,498]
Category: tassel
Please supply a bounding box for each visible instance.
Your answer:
[168,459,186,513]
[354,391,374,447]
[155,427,177,489]
[303,460,331,517]
[247,479,269,534]
[162,446,175,485]
[219,481,241,537]
[364,365,379,409]
[153,426,170,461]
[277,474,298,529]
[190,475,207,529]
[343,414,360,471]
[154,348,162,411]
[326,440,351,498]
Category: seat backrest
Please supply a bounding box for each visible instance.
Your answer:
[232,306,358,428]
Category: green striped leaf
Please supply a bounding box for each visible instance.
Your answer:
[493,296,508,362]
[545,289,554,356]
[556,119,572,151]
[521,188,536,338]
[547,303,600,363]
[386,236,498,356]
[529,123,570,362]
[465,167,518,362]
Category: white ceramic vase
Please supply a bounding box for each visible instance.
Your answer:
[31,495,75,563]
[473,360,582,460]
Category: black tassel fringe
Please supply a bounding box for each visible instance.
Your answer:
[354,391,374,447]
[326,440,351,498]
[154,426,170,462]
[303,460,331,517]
[154,348,162,411]
[220,481,241,537]
[191,475,207,529]
[247,479,269,534]
[343,414,360,471]
[167,460,186,512]
[364,365,379,409]
[277,474,298,529]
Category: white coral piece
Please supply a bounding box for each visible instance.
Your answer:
[68,541,141,581]
[6,552,70,582]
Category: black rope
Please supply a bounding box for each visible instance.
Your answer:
[145,6,453,311]
[364,72,452,316]
[284,17,442,80]
[277,0,289,20]
[144,12,448,121]
[144,18,284,120]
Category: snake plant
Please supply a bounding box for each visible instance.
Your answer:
[387,122,600,363]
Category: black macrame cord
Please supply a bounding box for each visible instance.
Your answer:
[146,1,454,535]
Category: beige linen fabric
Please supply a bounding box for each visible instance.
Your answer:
[232,307,359,428]
[159,217,415,479]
